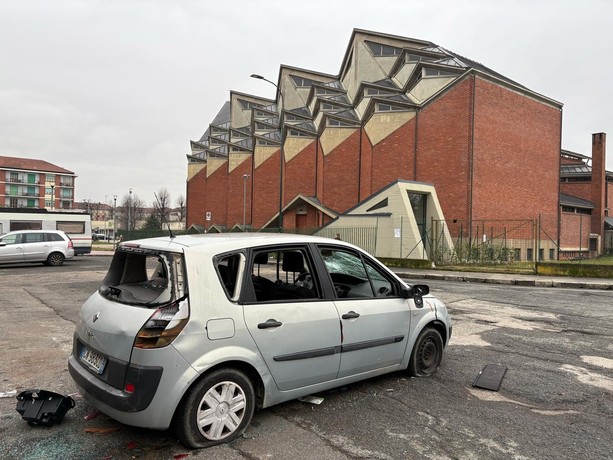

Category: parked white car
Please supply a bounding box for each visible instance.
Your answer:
[69,233,451,448]
[0,229,75,266]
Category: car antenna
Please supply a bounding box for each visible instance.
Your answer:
[154,192,175,239]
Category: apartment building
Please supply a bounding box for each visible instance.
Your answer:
[0,155,76,209]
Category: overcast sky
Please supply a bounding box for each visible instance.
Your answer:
[1,0,611,208]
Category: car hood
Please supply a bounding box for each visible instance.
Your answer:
[76,292,156,362]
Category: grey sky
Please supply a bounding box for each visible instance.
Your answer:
[1,0,611,208]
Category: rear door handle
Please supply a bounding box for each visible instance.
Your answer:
[258,319,283,329]
[342,311,360,320]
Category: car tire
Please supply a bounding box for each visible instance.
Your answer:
[175,368,255,449]
[46,252,65,267]
[408,327,443,377]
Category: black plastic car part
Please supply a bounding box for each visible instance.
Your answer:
[15,389,75,426]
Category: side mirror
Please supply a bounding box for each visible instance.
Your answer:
[403,284,429,308]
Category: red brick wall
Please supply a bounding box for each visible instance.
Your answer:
[560,212,591,250]
[359,128,373,200]
[204,164,228,230]
[316,140,324,201]
[416,78,472,222]
[561,181,592,201]
[371,118,415,194]
[284,140,317,205]
[226,158,253,228]
[252,149,281,229]
[186,166,207,228]
[321,129,361,213]
[472,77,561,238]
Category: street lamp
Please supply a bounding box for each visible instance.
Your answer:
[50,184,55,210]
[128,188,133,231]
[113,195,117,249]
[251,73,284,230]
[242,174,250,230]
[105,195,108,238]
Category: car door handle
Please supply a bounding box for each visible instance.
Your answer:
[342,311,360,320]
[258,319,283,329]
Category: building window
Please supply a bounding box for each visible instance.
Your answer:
[549,249,555,260]
[238,99,262,110]
[9,172,18,182]
[514,248,521,261]
[423,68,457,77]
[407,53,436,63]
[527,248,533,261]
[366,88,394,96]
[366,41,403,56]
[366,198,388,212]
[290,75,318,87]
[256,139,277,146]
[376,103,405,112]
[288,129,311,137]
[538,248,544,261]
[327,118,353,127]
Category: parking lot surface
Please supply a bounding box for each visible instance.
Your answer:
[0,256,612,459]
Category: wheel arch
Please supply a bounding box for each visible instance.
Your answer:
[172,359,265,424]
[401,316,447,370]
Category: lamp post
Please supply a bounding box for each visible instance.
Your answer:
[242,174,250,230]
[113,195,117,249]
[128,188,133,232]
[251,73,284,230]
[105,195,108,238]
[50,184,55,210]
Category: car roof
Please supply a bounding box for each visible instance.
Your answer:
[122,233,356,254]
[3,229,65,234]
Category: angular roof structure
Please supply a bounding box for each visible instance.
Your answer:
[188,29,561,164]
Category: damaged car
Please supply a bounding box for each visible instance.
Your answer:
[68,233,451,448]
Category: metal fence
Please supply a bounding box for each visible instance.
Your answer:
[429,219,538,265]
[119,217,609,263]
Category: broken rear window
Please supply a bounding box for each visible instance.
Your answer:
[99,247,187,307]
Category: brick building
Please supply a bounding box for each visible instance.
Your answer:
[559,133,612,257]
[0,155,76,209]
[186,29,608,259]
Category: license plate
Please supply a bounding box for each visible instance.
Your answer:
[80,346,107,374]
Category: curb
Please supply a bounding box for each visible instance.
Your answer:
[394,271,613,290]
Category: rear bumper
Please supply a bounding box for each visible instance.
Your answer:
[68,353,162,413]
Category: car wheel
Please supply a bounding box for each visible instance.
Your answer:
[175,368,255,449]
[408,327,443,377]
[46,252,65,266]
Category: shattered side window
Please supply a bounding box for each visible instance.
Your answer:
[99,248,187,307]
[216,253,244,301]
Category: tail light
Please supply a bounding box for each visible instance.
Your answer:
[134,299,189,349]
[68,240,74,249]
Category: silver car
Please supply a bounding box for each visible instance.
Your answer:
[0,229,75,266]
[68,233,451,448]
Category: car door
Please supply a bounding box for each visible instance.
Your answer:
[242,246,341,391]
[317,246,410,379]
[21,232,47,262]
[0,233,24,264]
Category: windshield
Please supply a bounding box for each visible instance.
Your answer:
[99,247,187,307]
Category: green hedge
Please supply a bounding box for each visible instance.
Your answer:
[378,258,433,269]
[536,262,613,278]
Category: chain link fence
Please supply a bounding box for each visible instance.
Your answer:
[119,216,607,264]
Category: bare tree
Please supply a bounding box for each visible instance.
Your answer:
[176,194,186,221]
[120,193,145,231]
[153,188,171,229]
